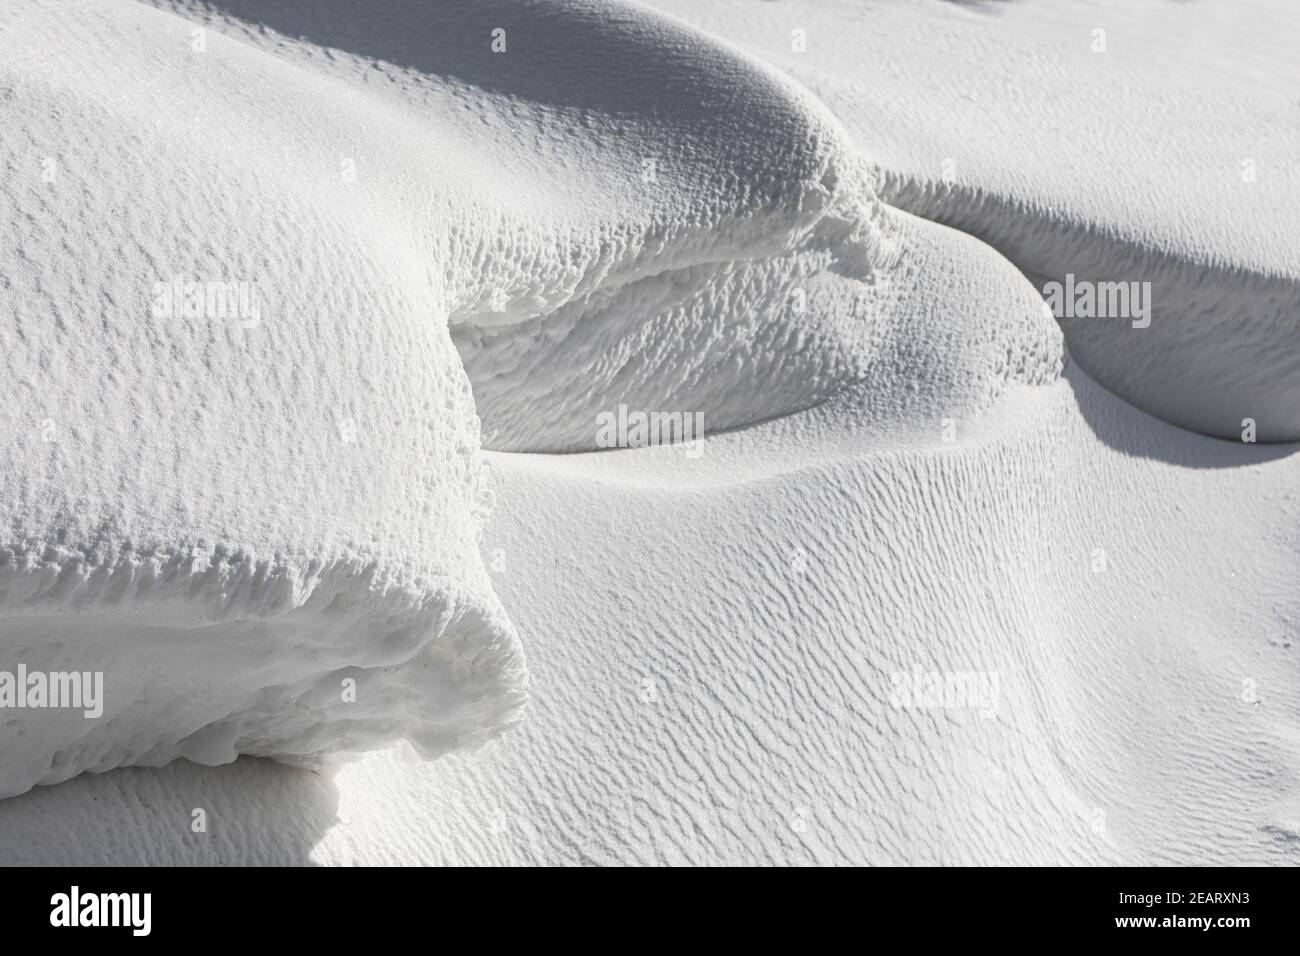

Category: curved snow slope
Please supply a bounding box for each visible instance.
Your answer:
[648,0,1300,442]
[1,0,1296,866]
[0,2,524,797]
[423,383,1300,867]
[140,0,1062,452]
[879,180,1300,445]
[2,0,1060,795]
[5,367,1298,866]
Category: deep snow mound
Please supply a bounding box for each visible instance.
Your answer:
[142,0,1064,452]
[639,0,1300,443]
[0,0,1061,796]
[882,176,1300,443]
[0,0,524,797]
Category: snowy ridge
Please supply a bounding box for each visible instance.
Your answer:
[0,540,463,623]
[134,0,1061,453]
[879,172,1300,442]
[0,0,1296,869]
[643,0,1300,443]
[0,0,529,797]
[0,540,524,799]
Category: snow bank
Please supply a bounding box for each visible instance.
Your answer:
[650,0,1300,441]
[0,0,1066,795]
[140,0,1062,452]
[1,0,1296,866]
[879,179,1300,443]
[0,0,524,797]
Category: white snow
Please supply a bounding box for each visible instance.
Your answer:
[647,0,1300,441]
[1,0,1297,864]
[0,0,525,797]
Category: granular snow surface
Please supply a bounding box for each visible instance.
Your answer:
[0,0,1297,865]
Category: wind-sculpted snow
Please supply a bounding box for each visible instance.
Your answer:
[647,0,1300,441]
[0,0,526,797]
[139,0,1064,452]
[2,0,1296,871]
[0,0,1059,795]
[879,177,1300,444]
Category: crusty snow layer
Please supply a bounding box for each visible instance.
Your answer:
[4,368,1298,866]
[647,0,1300,441]
[1,0,1297,867]
[0,0,525,797]
[136,0,1062,452]
[1,0,1061,796]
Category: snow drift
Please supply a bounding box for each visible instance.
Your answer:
[3,0,1297,870]
[0,0,1060,794]
[136,0,1062,452]
[0,0,526,797]
[650,0,1300,442]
